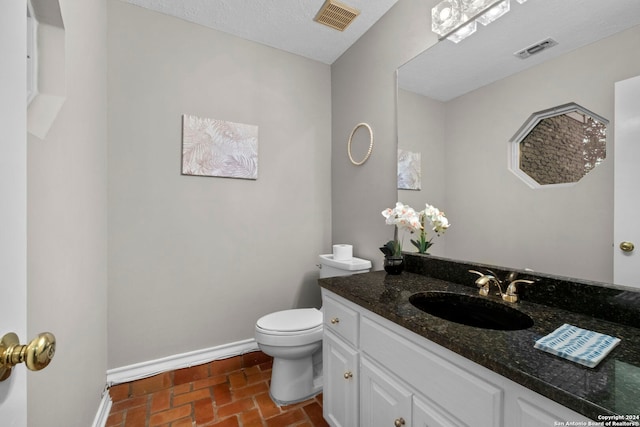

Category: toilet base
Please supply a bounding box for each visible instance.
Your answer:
[269,383,322,407]
[268,350,323,405]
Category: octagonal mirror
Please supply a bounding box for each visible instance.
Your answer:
[509,102,608,188]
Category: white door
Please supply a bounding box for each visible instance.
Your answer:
[0,1,29,425]
[614,75,640,289]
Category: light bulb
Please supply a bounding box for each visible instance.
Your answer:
[476,0,510,25]
[432,0,463,36]
[459,0,496,16]
[446,20,477,43]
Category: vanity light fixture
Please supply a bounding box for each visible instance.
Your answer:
[432,0,524,43]
[431,1,464,38]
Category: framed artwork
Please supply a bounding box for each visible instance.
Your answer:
[397,149,421,190]
[181,114,258,180]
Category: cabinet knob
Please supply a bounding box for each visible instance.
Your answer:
[394,418,406,427]
[620,241,635,252]
[330,317,340,324]
[343,371,353,380]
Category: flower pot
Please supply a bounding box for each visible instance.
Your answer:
[383,256,404,275]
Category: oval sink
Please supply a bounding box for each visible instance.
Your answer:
[408,291,534,331]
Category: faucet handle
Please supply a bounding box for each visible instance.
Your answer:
[469,270,492,296]
[509,279,535,289]
[502,279,535,303]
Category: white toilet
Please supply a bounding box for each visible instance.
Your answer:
[254,254,371,405]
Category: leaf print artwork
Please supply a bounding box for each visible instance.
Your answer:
[182,115,258,180]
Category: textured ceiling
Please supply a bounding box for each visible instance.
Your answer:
[120,0,399,64]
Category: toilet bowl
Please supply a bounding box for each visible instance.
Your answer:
[255,308,323,405]
[254,253,371,405]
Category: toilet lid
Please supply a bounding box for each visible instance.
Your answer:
[257,308,322,332]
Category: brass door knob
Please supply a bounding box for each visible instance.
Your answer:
[0,332,56,381]
[343,371,353,379]
[394,418,406,426]
[330,317,340,324]
[620,241,635,253]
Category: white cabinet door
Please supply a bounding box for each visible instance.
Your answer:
[360,357,412,427]
[413,396,462,427]
[323,330,359,427]
[507,393,591,427]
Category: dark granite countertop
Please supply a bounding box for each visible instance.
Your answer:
[318,254,640,421]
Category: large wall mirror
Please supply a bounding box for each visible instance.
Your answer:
[397,0,640,284]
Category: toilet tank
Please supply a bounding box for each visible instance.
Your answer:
[318,254,372,278]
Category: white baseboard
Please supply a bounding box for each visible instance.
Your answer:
[91,391,112,427]
[106,338,259,386]
[93,339,260,427]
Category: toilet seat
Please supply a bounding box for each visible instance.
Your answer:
[256,308,322,334]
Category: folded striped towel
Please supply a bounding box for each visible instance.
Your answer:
[534,323,621,368]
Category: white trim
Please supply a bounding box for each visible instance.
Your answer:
[507,102,609,189]
[106,338,259,386]
[91,392,112,427]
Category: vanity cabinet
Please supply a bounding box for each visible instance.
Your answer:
[361,356,463,427]
[322,293,360,427]
[322,288,591,427]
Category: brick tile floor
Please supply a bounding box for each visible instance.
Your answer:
[106,351,330,427]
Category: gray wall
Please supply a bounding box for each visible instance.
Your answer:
[107,1,332,368]
[330,0,438,270]
[27,0,108,425]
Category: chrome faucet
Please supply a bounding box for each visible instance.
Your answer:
[469,269,534,303]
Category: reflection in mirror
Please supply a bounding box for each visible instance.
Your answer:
[509,103,608,187]
[397,0,640,284]
[398,149,421,190]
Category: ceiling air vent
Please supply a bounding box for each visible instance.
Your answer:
[314,0,360,32]
[514,38,558,59]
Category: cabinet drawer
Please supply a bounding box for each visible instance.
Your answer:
[323,292,359,346]
[361,315,503,427]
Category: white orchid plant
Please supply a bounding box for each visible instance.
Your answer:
[381,202,450,257]
[411,203,450,254]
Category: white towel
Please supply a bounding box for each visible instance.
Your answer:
[534,323,621,368]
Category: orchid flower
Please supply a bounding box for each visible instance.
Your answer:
[381,202,422,257]
[410,203,451,254]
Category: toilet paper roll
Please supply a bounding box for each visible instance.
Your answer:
[333,244,353,261]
